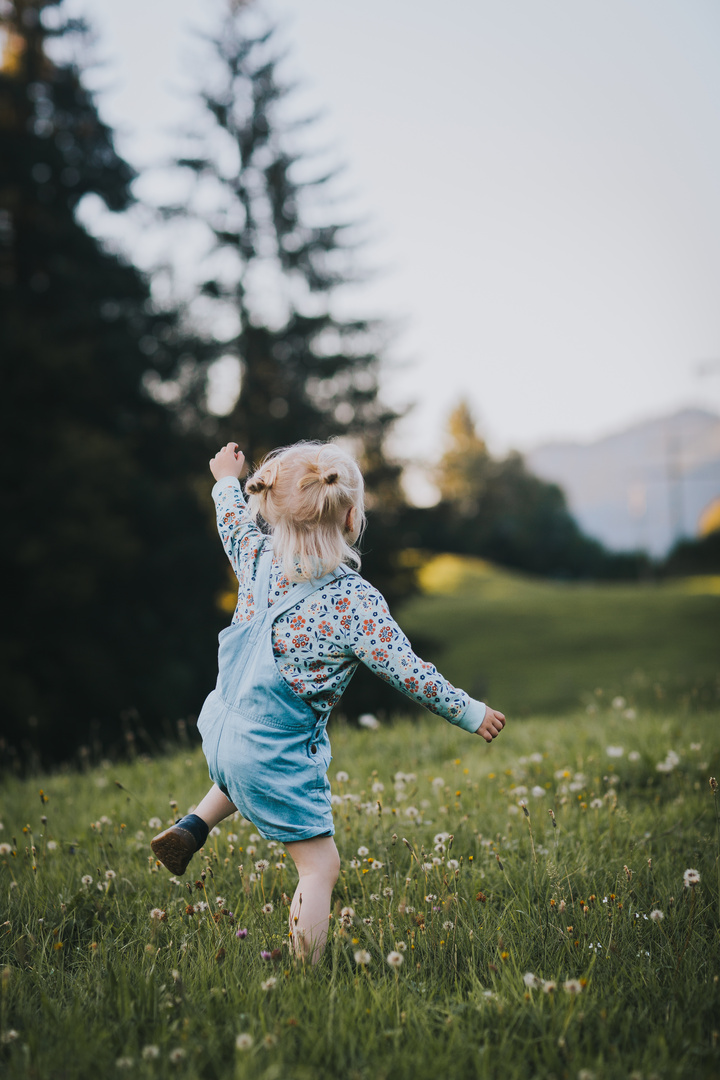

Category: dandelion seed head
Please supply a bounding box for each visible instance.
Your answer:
[354,949,371,965]
[683,868,700,888]
[386,950,404,968]
[235,1033,253,1050]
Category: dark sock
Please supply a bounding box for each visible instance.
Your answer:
[175,813,209,850]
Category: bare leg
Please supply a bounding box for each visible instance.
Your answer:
[284,836,340,965]
[193,784,237,829]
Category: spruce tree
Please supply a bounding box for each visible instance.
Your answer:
[168,4,400,486]
[0,0,223,764]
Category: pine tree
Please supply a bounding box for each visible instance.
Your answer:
[168,4,400,475]
[0,0,223,764]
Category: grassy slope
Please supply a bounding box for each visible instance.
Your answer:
[396,555,720,716]
[1,709,719,1080]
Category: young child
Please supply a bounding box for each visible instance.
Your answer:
[151,440,506,962]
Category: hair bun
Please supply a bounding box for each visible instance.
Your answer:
[322,470,339,486]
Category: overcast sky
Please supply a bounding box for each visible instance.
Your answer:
[68,0,720,478]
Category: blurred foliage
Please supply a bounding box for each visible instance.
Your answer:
[405,402,651,580]
[660,529,720,577]
[0,1,226,764]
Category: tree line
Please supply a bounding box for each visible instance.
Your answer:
[1,0,666,768]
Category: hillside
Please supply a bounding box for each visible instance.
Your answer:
[395,554,720,717]
[526,407,720,556]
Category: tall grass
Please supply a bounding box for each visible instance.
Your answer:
[1,707,719,1079]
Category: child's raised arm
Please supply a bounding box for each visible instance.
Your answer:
[209,443,265,582]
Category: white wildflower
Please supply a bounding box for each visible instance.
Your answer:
[354,949,371,965]
[386,950,404,968]
[683,868,700,888]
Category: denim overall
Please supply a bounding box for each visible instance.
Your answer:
[197,543,351,842]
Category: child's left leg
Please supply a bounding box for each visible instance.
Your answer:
[284,836,340,965]
[151,784,237,875]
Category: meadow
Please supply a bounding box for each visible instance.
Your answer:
[1,560,719,1080]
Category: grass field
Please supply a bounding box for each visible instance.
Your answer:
[1,559,719,1079]
[1,708,719,1080]
[397,555,720,717]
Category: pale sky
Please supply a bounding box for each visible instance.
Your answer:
[67,0,720,481]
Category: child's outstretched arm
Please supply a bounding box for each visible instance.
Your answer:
[341,580,506,741]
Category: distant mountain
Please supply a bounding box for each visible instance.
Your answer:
[526,408,720,557]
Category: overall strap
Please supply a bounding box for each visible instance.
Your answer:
[253,541,274,608]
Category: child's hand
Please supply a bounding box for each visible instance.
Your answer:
[210,443,245,481]
[476,707,506,743]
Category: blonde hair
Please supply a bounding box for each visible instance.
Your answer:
[245,441,366,581]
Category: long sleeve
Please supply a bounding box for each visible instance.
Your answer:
[334,578,486,733]
[211,476,264,582]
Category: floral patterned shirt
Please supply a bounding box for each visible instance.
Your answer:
[212,477,485,733]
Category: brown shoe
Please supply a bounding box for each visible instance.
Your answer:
[150,824,198,875]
